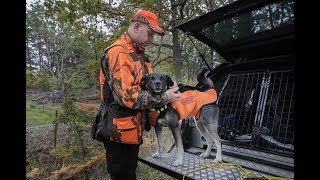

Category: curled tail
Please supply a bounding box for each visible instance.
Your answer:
[197,68,214,89]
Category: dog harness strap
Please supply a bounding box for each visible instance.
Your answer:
[149,105,167,114]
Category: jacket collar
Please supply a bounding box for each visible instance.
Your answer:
[124,32,145,54]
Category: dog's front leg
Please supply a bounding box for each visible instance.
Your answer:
[170,126,184,166]
[152,125,164,159]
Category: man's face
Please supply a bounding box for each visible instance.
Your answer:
[135,23,156,48]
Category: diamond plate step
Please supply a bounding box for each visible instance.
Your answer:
[138,147,294,180]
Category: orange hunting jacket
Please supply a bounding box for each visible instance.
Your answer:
[99,33,162,144]
[99,33,154,109]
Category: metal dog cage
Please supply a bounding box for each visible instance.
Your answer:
[217,69,294,155]
[185,68,294,178]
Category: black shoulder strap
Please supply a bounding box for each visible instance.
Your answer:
[129,52,149,75]
[129,52,140,62]
[101,45,149,76]
[100,44,125,78]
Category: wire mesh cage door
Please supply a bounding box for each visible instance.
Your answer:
[217,70,294,155]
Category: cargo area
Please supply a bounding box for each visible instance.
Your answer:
[138,0,294,179]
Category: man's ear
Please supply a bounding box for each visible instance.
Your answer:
[140,75,148,90]
[166,75,174,88]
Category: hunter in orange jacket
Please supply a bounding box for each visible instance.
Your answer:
[96,9,181,180]
[100,33,170,110]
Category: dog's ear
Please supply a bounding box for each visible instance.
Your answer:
[166,75,174,88]
[140,75,149,90]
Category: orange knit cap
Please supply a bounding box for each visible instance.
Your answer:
[130,10,165,36]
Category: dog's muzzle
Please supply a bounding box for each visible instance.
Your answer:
[152,81,164,93]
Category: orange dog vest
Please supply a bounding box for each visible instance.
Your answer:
[148,89,217,126]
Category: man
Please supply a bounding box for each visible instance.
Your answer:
[99,10,180,180]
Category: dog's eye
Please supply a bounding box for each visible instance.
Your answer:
[150,76,155,80]
[160,76,165,82]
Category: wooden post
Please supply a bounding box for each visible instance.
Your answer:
[42,98,45,112]
[54,110,58,148]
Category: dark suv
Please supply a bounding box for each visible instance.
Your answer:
[139,0,294,179]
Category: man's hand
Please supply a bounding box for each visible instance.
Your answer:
[165,81,181,102]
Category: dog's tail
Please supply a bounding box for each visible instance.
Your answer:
[197,68,214,89]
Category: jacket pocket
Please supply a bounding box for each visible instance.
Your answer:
[110,113,142,144]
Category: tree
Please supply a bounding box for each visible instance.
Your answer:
[27,1,101,93]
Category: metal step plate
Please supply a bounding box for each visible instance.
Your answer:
[138,147,294,180]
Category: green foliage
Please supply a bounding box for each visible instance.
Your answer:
[85,59,100,80]
[29,152,53,173]
[50,144,78,165]
[57,97,95,163]
[58,96,94,125]
[152,56,174,76]
[28,0,228,94]
[30,104,36,109]
[26,69,37,89]
[65,59,100,93]
[26,98,57,127]
[34,70,54,91]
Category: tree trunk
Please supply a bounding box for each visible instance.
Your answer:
[171,0,182,83]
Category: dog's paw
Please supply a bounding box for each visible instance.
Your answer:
[172,160,183,166]
[212,157,222,163]
[199,152,210,158]
[152,152,162,159]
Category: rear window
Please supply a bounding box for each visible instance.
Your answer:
[201,0,294,46]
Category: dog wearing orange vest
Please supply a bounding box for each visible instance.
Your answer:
[140,68,222,166]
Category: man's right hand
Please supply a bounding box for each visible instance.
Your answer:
[165,86,181,102]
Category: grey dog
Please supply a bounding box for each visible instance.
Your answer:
[140,68,222,166]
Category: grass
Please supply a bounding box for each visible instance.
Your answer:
[26,97,60,127]
[26,94,178,179]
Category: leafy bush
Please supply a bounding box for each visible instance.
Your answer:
[26,69,37,89]
[50,144,78,166]
[66,59,100,93]
[35,70,54,91]
[26,69,54,91]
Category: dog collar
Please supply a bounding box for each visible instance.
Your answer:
[149,105,168,113]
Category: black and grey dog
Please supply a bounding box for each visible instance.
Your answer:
[140,68,222,166]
